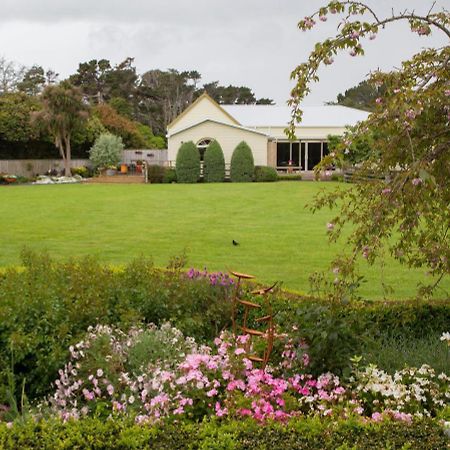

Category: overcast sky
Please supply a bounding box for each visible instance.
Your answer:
[1,0,448,105]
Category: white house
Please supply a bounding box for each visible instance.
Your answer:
[167,93,369,172]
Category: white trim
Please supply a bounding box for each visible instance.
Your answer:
[167,118,270,138]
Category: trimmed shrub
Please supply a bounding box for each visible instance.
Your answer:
[147,165,165,183]
[175,141,200,183]
[204,140,225,182]
[230,141,254,182]
[163,167,177,183]
[0,417,447,449]
[89,133,124,169]
[254,165,278,182]
[278,173,302,181]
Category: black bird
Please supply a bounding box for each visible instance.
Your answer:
[232,240,240,246]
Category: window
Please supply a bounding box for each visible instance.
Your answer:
[277,142,301,167]
[197,138,213,161]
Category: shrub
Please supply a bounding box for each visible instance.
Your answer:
[175,141,200,183]
[89,133,124,169]
[278,174,302,181]
[254,166,278,182]
[0,417,447,449]
[70,166,92,178]
[204,140,225,182]
[0,252,232,405]
[230,142,254,182]
[146,165,165,183]
[163,167,177,183]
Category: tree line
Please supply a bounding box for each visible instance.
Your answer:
[0,56,274,150]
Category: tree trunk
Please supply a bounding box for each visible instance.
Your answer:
[64,135,72,176]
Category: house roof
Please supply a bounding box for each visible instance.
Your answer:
[167,92,240,129]
[167,118,269,138]
[221,104,370,128]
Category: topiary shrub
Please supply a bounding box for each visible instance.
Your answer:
[163,167,177,183]
[230,141,254,182]
[89,133,124,169]
[175,141,200,183]
[204,140,225,182]
[147,165,165,183]
[254,165,278,182]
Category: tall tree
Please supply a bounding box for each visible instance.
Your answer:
[328,79,384,111]
[0,57,24,94]
[201,82,273,105]
[68,59,112,103]
[34,82,88,176]
[290,1,450,299]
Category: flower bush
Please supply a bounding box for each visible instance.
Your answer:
[44,324,450,427]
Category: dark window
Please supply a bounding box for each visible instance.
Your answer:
[276,143,290,166]
[292,143,300,166]
[307,143,322,170]
[301,143,306,170]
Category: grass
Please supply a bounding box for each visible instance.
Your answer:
[363,334,450,374]
[0,181,448,300]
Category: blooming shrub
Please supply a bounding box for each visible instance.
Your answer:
[45,323,450,427]
[352,364,450,419]
[186,267,234,287]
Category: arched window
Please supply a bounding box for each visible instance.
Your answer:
[197,138,213,161]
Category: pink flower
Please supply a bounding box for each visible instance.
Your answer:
[445,89,450,96]
[412,178,422,186]
[371,412,383,422]
[327,222,335,231]
[234,348,245,356]
[381,188,391,195]
[106,384,114,396]
[206,388,218,397]
[375,97,382,104]
[96,369,103,377]
[215,402,228,417]
[319,15,327,22]
[369,33,377,40]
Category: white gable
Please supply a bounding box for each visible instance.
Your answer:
[167,94,239,134]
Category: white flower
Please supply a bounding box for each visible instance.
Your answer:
[440,332,450,342]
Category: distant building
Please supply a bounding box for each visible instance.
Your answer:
[167,93,369,172]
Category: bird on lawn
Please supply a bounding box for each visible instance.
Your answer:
[232,239,240,246]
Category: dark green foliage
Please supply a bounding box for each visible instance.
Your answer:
[163,167,177,183]
[278,173,302,181]
[175,141,200,183]
[0,251,231,405]
[146,164,165,183]
[204,140,225,182]
[254,166,278,182]
[0,417,446,449]
[230,141,254,182]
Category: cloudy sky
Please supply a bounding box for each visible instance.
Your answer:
[1,0,448,104]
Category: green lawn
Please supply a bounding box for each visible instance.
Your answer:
[0,181,448,300]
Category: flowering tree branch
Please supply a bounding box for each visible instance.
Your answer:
[289,2,450,299]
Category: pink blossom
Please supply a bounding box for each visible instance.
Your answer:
[206,388,218,397]
[412,178,422,186]
[107,384,114,396]
[327,222,335,231]
[319,15,327,22]
[371,412,383,422]
[369,33,377,40]
[381,188,391,195]
[215,402,228,417]
[234,348,245,356]
[96,369,103,378]
[445,89,450,96]
[375,97,382,104]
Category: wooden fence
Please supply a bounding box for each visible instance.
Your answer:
[0,159,92,177]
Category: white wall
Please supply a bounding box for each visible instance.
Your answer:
[168,121,268,166]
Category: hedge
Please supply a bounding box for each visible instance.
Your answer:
[0,417,447,449]
[176,141,200,183]
[230,141,254,182]
[254,166,278,182]
[204,140,225,182]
